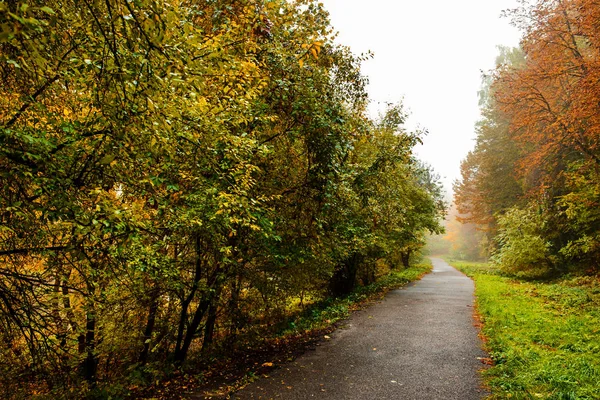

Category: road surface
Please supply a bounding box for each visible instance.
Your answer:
[233,258,489,400]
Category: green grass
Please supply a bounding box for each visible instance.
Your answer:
[449,260,600,399]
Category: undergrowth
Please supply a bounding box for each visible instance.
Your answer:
[130,261,432,399]
[278,261,432,336]
[450,260,600,399]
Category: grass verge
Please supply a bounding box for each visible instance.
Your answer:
[449,260,600,399]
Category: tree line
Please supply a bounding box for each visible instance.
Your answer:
[0,0,445,396]
[455,0,600,277]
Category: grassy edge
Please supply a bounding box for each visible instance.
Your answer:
[443,258,495,395]
[445,258,600,400]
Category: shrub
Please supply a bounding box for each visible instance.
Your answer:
[492,206,554,278]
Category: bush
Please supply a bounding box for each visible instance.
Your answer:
[492,206,554,278]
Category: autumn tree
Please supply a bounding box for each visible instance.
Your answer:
[454,46,524,242]
[494,0,600,272]
[456,0,600,275]
[0,0,447,396]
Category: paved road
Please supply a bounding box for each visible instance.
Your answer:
[233,258,489,400]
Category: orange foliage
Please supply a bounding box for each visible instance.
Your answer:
[495,0,600,191]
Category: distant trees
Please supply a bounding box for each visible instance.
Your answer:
[454,0,600,276]
[454,46,524,237]
[0,0,445,396]
[436,203,488,261]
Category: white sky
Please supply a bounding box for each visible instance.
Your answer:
[320,0,522,194]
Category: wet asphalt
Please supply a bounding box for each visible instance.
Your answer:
[232,258,489,400]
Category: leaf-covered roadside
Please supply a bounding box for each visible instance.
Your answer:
[134,262,432,399]
[450,260,600,399]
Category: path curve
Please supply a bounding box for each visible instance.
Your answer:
[233,258,489,399]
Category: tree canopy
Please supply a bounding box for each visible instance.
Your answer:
[454,0,600,276]
[0,0,445,396]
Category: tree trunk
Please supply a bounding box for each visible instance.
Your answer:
[201,302,218,353]
[400,250,411,268]
[227,275,242,340]
[138,288,160,365]
[81,306,97,384]
[328,253,362,297]
[175,235,203,358]
[174,269,224,364]
[174,296,211,363]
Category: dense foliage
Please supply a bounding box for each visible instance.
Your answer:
[0,0,445,396]
[454,0,600,277]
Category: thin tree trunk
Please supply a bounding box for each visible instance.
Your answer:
[175,235,203,357]
[228,276,241,340]
[175,297,210,363]
[81,305,97,384]
[201,302,218,353]
[328,253,361,297]
[139,287,160,364]
[401,250,411,268]
[174,268,223,363]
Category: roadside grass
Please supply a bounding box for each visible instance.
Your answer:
[449,260,600,399]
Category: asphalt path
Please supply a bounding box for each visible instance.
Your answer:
[232,258,489,400]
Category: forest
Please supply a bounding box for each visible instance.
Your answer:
[453,0,600,278]
[0,0,446,398]
[445,1,600,397]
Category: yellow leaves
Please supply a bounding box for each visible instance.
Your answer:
[147,98,157,112]
[249,224,261,232]
[240,60,259,73]
[196,96,208,111]
[301,41,322,57]
[310,41,322,59]
[299,41,323,67]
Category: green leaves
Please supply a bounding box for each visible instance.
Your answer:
[493,205,555,279]
[0,0,445,396]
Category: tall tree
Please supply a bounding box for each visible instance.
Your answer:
[0,0,448,396]
[454,47,524,246]
[456,0,600,275]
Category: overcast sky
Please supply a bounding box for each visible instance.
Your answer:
[320,0,522,194]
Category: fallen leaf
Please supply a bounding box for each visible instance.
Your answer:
[476,357,493,365]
